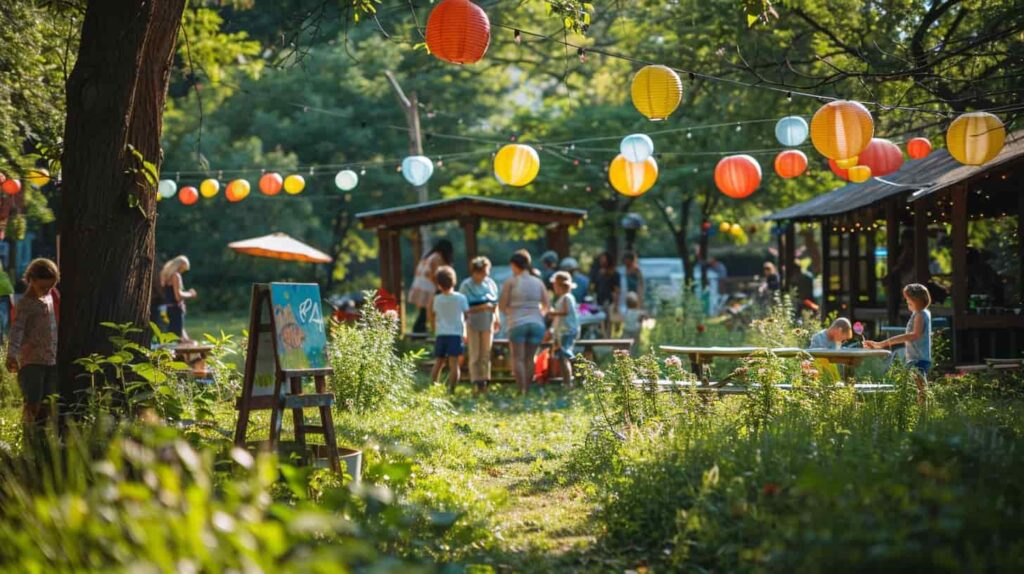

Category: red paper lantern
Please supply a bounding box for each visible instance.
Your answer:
[714,154,762,199]
[701,221,712,231]
[907,137,932,160]
[259,172,283,195]
[774,150,808,179]
[1,178,21,196]
[179,186,199,205]
[829,138,903,180]
[425,0,491,64]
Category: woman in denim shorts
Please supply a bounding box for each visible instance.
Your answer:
[499,250,549,395]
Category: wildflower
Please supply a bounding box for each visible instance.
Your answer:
[664,356,683,369]
[696,324,706,333]
[383,309,399,322]
[593,370,605,380]
[762,482,781,496]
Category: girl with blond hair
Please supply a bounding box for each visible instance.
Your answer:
[160,255,197,341]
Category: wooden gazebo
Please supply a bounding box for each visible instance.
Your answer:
[357,195,587,325]
[767,129,1024,363]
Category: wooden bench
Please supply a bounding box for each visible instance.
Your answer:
[658,345,892,385]
[633,380,894,395]
[171,344,215,378]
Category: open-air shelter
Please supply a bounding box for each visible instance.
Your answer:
[356,195,587,327]
[767,129,1024,363]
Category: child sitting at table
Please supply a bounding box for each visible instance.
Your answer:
[865,283,931,403]
[808,318,853,350]
[429,266,469,393]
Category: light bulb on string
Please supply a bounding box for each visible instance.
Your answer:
[686,130,692,139]
[514,29,521,45]
[735,123,742,132]
[577,47,586,63]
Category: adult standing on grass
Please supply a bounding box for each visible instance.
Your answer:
[408,239,453,335]
[160,255,196,342]
[6,258,59,431]
[500,249,549,395]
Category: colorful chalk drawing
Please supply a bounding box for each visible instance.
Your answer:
[270,283,328,371]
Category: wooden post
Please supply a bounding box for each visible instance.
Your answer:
[951,186,968,364]
[866,227,877,305]
[821,220,832,316]
[377,228,394,296]
[885,200,900,325]
[460,217,479,276]
[384,71,430,245]
[849,225,860,319]
[1018,191,1024,305]
[783,223,797,290]
[545,224,570,259]
[913,203,929,284]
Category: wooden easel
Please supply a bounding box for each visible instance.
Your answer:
[234,284,340,472]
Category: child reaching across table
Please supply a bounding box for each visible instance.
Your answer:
[6,258,60,431]
[429,265,469,393]
[864,283,931,403]
[548,271,580,388]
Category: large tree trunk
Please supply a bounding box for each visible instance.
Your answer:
[58,0,186,407]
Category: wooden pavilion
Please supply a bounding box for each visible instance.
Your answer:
[356,195,587,326]
[767,129,1024,364]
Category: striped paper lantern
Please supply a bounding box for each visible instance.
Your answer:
[946,112,1005,166]
[609,155,658,197]
[630,65,683,121]
[425,0,490,64]
[774,150,808,179]
[494,144,540,187]
[810,100,874,160]
[714,155,762,199]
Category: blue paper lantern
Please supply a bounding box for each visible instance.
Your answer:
[401,156,434,186]
[775,116,809,147]
[620,133,655,163]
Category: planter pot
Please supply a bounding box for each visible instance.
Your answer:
[339,447,362,484]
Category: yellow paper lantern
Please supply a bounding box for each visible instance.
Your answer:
[810,100,873,160]
[25,168,50,187]
[609,155,658,197]
[946,112,1006,166]
[719,222,731,233]
[199,178,220,198]
[834,156,858,169]
[493,144,540,187]
[630,65,683,121]
[848,165,872,183]
[283,174,306,195]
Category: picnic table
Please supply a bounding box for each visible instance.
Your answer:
[171,343,215,378]
[658,345,892,385]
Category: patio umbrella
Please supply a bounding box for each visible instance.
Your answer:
[228,232,332,264]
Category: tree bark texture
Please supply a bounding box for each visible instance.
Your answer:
[59,0,186,403]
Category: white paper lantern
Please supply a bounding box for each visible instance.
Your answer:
[158,179,178,199]
[620,133,655,163]
[335,169,359,191]
[401,156,434,186]
[775,116,809,147]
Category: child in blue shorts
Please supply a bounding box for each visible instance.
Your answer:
[865,283,931,403]
[429,265,469,393]
[548,271,580,388]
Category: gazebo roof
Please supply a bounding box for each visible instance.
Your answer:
[766,129,1024,221]
[356,195,587,230]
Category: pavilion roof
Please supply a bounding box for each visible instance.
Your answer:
[356,195,587,230]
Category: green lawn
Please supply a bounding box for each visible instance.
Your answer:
[184,311,248,341]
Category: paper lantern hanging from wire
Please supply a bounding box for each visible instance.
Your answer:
[946,112,1005,166]
[774,150,807,179]
[608,155,658,197]
[179,186,199,205]
[1,178,21,196]
[630,65,683,121]
[829,138,903,180]
[401,156,435,186]
[620,134,655,163]
[425,0,491,65]
[775,116,809,147]
[157,179,178,199]
[494,144,540,187]
[199,178,220,198]
[810,100,874,160]
[848,165,872,183]
[225,179,251,202]
[25,168,50,187]
[283,175,306,195]
[906,137,932,160]
[335,169,359,191]
[259,173,283,196]
[714,154,762,199]
[834,156,859,169]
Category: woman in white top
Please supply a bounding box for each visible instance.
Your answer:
[499,249,549,395]
[408,239,453,334]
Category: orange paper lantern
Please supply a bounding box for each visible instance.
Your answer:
[1,178,21,195]
[774,150,808,179]
[608,155,659,197]
[810,100,874,160]
[226,179,251,203]
[906,137,932,160]
[179,186,199,205]
[714,155,762,199]
[829,138,903,180]
[259,172,283,195]
[425,0,490,64]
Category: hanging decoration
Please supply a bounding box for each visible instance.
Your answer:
[630,65,683,121]
[906,137,932,160]
[774,116,809,147]
[810,100,874,160]
[335,169,359,191]
[401,156,435,187]
[946,112,1006,166]
[425,0,491,65]
[719,221,731,233]
[848,165,872,183]
[608,154,658,197]
[200,178,220,198]
[834,156,859,169]
[259,173,283,196]
[179,186,199,205]
[714,154,762,199]
[283,174,306,195]
[157,179,178,199]
[493,144,540,187]
[1,178,21,196]
[829,138,903,180]
[25,168,50,187]
[620,134,655,163]
[226,179,251,203]
[774,150,807,179]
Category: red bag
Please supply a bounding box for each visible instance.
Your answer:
[534,349,550,383]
